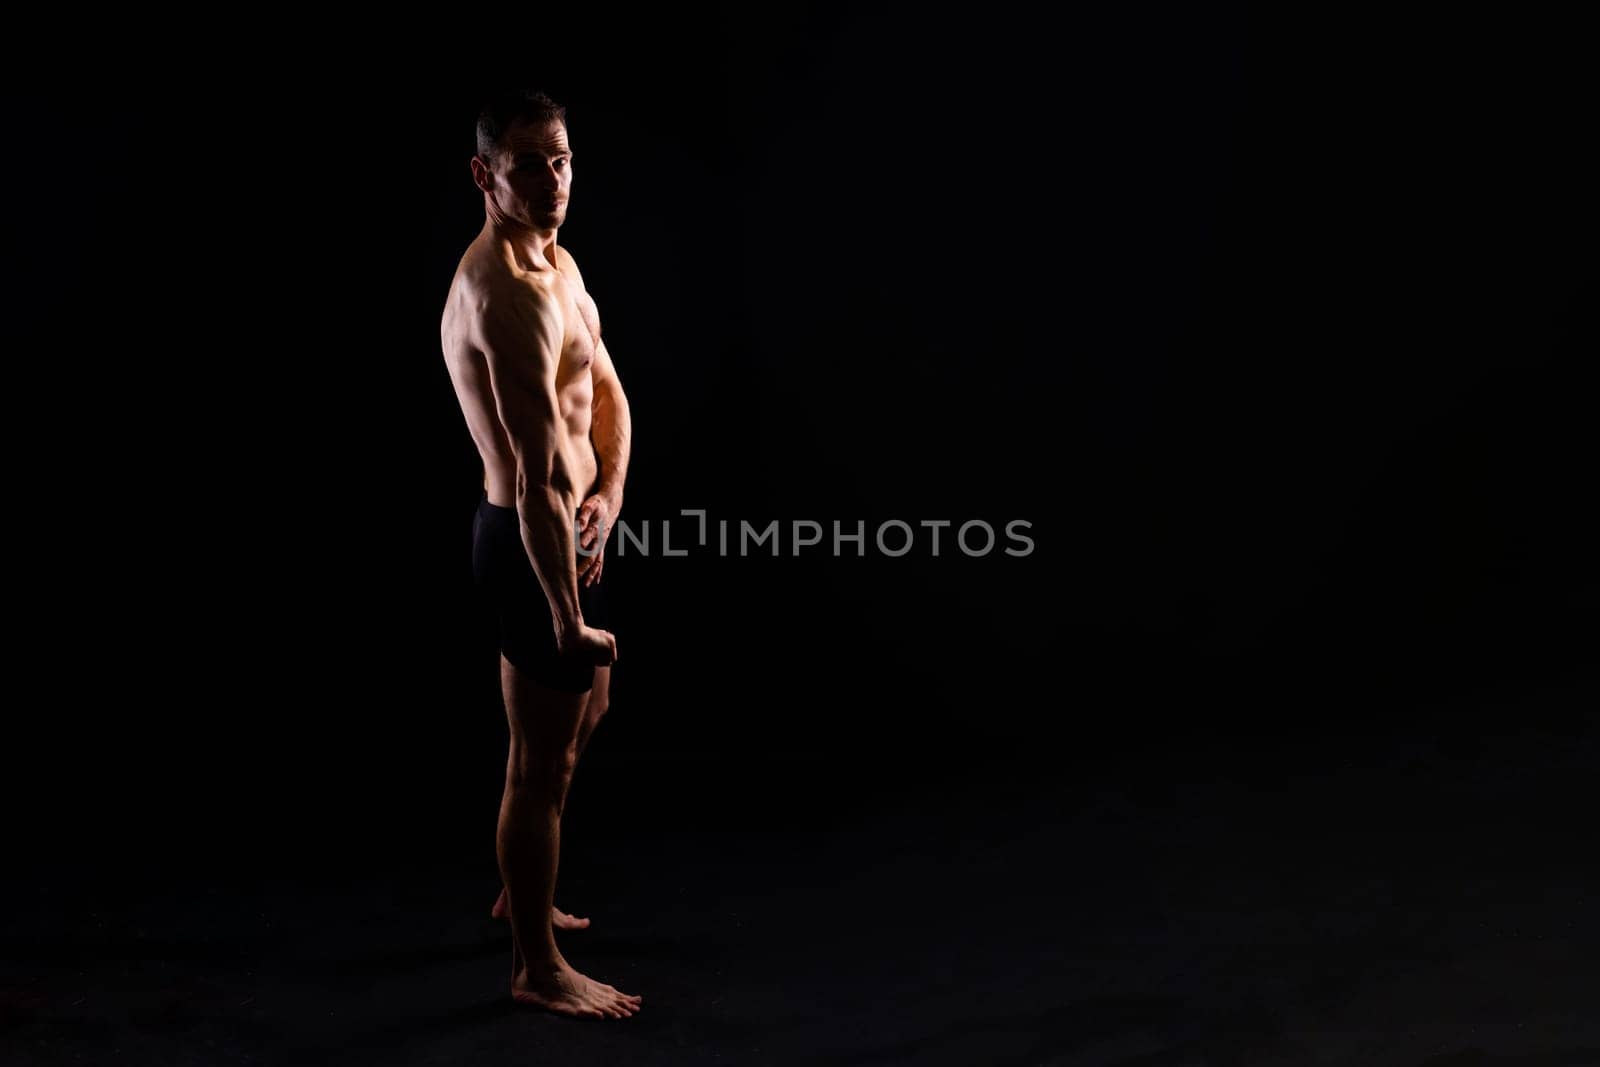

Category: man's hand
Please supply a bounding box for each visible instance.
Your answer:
[558,622,618,666]
[575,492,619,587]
[578,542,606,587]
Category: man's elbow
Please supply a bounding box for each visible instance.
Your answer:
[513,448,575,502]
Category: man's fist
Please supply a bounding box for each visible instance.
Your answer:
[558,623,617,667]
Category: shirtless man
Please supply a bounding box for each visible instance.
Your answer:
[439,90,640,1020]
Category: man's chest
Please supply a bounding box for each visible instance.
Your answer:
[557,284,602,373]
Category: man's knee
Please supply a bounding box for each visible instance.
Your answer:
[507,737,580,799]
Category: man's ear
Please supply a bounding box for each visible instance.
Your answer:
[469,155,493,193]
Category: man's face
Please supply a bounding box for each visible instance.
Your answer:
[488,119,572,229]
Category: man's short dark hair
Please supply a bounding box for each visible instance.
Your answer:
[476,90,568,163]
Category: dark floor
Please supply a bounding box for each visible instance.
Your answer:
[6,708,1598,1066]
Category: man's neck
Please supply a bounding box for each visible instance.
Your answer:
[484,219,559,272]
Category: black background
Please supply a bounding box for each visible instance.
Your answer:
[6,7,1591,892]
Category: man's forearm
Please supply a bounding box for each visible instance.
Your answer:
[591,382,632,511]
[516,480,584,638]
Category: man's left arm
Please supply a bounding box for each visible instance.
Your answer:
[577,337,631,584]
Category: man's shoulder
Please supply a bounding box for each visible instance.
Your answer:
[457,254,563,322]
[459,269,567,363]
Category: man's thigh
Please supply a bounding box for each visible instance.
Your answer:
[501,655,592,756]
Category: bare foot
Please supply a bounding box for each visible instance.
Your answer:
[512,960,641,1020]
[491,887,592,930]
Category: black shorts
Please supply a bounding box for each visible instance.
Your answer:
[471,493,609,693]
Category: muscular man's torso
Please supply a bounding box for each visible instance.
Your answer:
[440,237,602,510]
